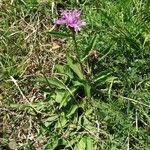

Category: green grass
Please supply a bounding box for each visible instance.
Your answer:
[0,0,150,149]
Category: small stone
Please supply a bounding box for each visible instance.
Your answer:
[8,140,17,150]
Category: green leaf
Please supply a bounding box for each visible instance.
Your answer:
[67,104,78,117]
[93,70,112,83]
[67,57,84,80]
[84,82,91,98]
[74,137,86,150]
[59,87,77,109]
[55,64,74,79]
[98,44,113,62]
[59,91,71,108]
[86,137,94,150]
[82,34,98,61]
[55,64,65,74]
[106,76,118,83]
[44,115,59,127]
[124,35,141,51]
[83,117,94,131]
[46,31,71,37]
[72,80,84,87]
[55,91,64,103]
[55,112,68,128]
[45,138,59,150]
[35,77,66,89]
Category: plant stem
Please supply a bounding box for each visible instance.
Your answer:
[72,31,80,58]
[71,32,84,73]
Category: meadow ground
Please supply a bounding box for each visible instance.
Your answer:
[0,0,150,149]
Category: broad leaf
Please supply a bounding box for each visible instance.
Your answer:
[55,112,68,128]
[55,91,64,103]
[55,64,74,79]
[82,34,98,61]
[67,57,84,80]
[86,137,94,150]
[35,77,66,89]
[59,87,77,109]
[67,104,78,117]
[93,70,112,83]
[46,31,71,37]
[84,82,91,98]
[74,137,86,150]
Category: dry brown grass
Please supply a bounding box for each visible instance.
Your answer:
[0,1,67,149]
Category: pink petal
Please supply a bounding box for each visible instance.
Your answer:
[78,20,86,26]
[68,23,76,28]
[73,9,81,18]
[75,27,81,32]
[55,9,86,32]
[55,19,66,25]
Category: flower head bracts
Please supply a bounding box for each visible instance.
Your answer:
[55,9,86,32]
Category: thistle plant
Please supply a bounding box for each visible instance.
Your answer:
[2,1,149,149]
[46,8,112,100]
[55,9,86,63]
[36,8,113,149]
[55,9,86,33]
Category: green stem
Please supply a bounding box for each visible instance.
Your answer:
[72,32,80,58]
[72,32,91,98]
[72,32,84,75]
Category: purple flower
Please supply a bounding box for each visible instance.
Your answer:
[55,9,86,32]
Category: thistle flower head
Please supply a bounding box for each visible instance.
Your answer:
[55,9,86,32]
